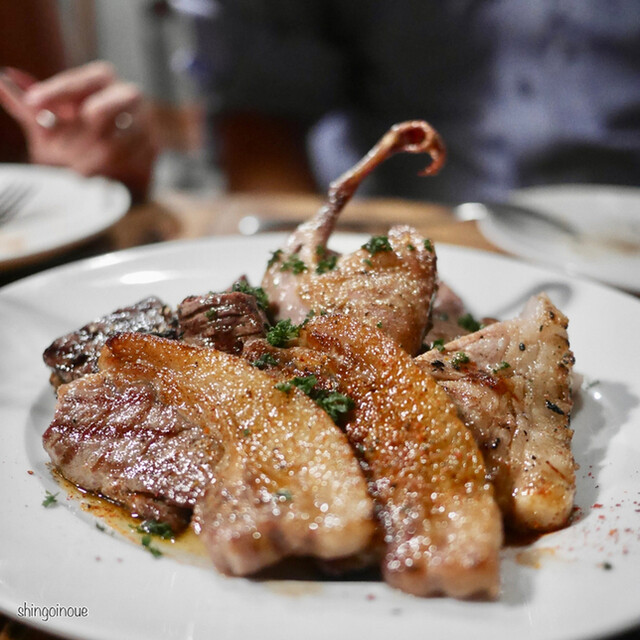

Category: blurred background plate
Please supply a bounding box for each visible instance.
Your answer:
[0,164,130,269]
[478,184,640,292]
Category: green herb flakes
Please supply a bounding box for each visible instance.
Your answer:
[451,352,470,370]
[266,319,301,347]
[362,235,392,254]
[315,246,338,274]
[252,353,279,369]
[457,313,482,333]
[280,252,308,274]
[267,249,283,267]
[141,534,163,558]
[492,361,511,373]
[136,520,174,540]
[231,281,269,310]
[42,490,59,507]
[423,238,434,252]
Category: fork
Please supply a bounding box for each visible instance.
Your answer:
[0,182,34,225]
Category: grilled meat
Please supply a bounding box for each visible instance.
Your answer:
[43,296,177,388]
[93,333,375,576]
[416,294,576,532]
[262,121,444,355]
[246,315,502,598]
[178,291,268,353]
[43,372,222,532]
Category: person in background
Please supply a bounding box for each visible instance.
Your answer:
[2,1,640,203]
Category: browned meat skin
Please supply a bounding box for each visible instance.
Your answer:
[42,296,177,388]
[262,121,444,353]
[43,372,222,532]
[416,294,576,532]
[97,333,375,576]
[178,291,268,353]
[246,316,502,598]
[264,226,437,355]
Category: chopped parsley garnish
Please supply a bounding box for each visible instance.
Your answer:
[267,249,283,267]
[42,490,59,507]
[451,352,471,370]
[136,520,174,540]
[376,321,383,329]
[457,313,482,333]
[430,338,445,352]
[252,353,279,369]
[314,390,355,423]
[275,488,293,502]
[362,235,392,254]
[363,258,373,267]
[280,252,308,274]
[423,238,434,252]
[95,523,106,532]
[275,374,354,424]
[204,307,217,321]
[141,534,163,558]
[231,281,269,311]
[492,361,511,373]
[315,246,338,274]
[266,319,301,347]
[275,375,318,395]
[407,243,416,251]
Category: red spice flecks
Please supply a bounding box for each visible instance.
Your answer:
[592,503,603,508]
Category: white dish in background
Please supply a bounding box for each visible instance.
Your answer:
[478,184,640,291]
[0,164,130,268]
[0,235,639,640]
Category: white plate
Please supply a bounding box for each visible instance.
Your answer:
[478,184,640,292]
[1,235,639,640]
[0,164,130,268]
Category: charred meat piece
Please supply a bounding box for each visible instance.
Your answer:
[262,121,444,355]
[178,291,269,354]
[416,294,576,532]
[43,372,222,533]
[95,333,375,576]
[43,296,177,388]
[246,316,502,598]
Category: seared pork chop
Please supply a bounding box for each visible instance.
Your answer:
[416,293,576,532]
[95,333,375,575]
[262,121,444,355]
[43,372,222,532]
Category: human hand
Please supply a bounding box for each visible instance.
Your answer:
[0,61,157,201]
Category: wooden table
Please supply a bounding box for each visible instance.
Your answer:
[0,191,634,640]
[1,189,501,290]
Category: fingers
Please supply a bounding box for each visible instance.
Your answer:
[0,70,32,124]
[23,60,116,110]
[81,81,144,137]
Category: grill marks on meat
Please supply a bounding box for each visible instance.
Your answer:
[43,372,222,533]
[262,121,444,354]
[178,291,268,353]
[246,316,502,598]
[416,294,576,532]
[43,297,177,388]
[94,333,375,576]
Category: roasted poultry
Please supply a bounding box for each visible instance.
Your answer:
[262,120,445,355]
